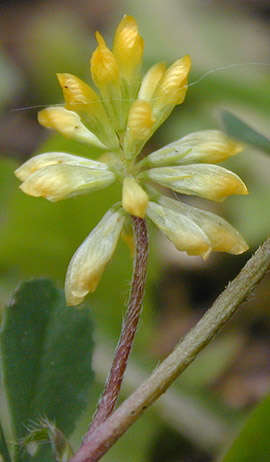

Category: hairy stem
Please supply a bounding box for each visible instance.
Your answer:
[87,216,148,435]
[70,237,270,462]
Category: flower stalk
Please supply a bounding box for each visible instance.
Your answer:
[70,237,270,462]
[87,216,148,435]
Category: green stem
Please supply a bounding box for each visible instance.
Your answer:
[70,237,270,462]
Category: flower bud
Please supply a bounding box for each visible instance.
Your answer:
[65,209,125,305]
[142,56,191,132]
[154,55,191,107]
[90,32,122,130]
[91,32,120,87]
[122,177,149,218]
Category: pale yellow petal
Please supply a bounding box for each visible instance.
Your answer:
[177,130,243,163]
[144,164,248,201]
[122,177,149,218]
[159,196,249,255]
[15,152,109,181]
[38,107,105,148]
[147,201,211,256]
[145,130,243,167]
[65,209,125,305]
[138,62,166,102]
[20,164,115,201]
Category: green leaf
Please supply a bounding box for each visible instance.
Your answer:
[220,393,270,462]
[0,279,94,460]
[221,110,270,154]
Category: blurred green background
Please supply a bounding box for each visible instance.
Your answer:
[0,0,270,461]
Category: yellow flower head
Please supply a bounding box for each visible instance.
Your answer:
[15,15,248,306]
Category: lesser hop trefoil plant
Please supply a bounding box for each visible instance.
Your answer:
[14,15,251,462]
[15,15,248,306]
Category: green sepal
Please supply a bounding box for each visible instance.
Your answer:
[20,418,73,462]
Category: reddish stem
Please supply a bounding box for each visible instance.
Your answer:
[86,216,148,436]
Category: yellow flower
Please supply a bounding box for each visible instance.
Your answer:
[65,208,125,305]
[15,15,248,305]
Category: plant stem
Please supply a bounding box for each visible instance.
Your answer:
[70,237,270,462]
[87,216,148,436]
[93,340,230,451]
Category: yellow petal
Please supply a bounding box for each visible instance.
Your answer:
[124,100,155,158]
[56,73,120,148]
[57,73,102,113]
[145,130,243,167]
[91,31,120,88]
[65,209,125,305]
[147,201,211,256]
[15,152,109,181]
[144,164,248,201]
[138,62,166,102]
[20,164,115,201]
[126,100,155,140]
[154,55,191,106]
[159,196,249,255]
[90,31,124,130]
[113,15,144,80]
[38,107,105,148]
[177,130,243,164]
[122,177,149,218]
